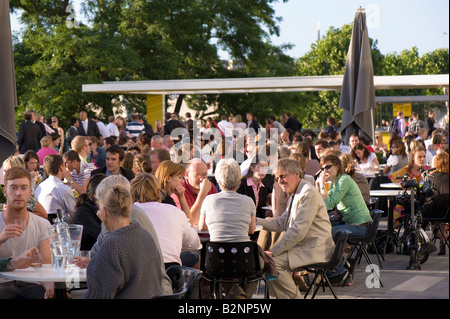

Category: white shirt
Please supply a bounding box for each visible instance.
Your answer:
[96,120,110,138]
[106,122,120,137]
[133,202,201,265]
[217,120,235,135]
[35,175,76,219]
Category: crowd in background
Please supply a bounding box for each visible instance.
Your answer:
[0,107,448,299]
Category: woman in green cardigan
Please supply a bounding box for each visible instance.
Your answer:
[316,154,372,238]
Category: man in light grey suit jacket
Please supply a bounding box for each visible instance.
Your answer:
[257,158,335,299]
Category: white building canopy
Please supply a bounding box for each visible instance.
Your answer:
[82,74,449,97]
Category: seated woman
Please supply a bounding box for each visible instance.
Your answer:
[71,174,107,251]
[351,142,380,177]
[199,158,262,299]
[23,150,41,190]
[316,154,372,238]
[383,139,408,175]
[155,160,191,218]
[389,146,431,223]
[372,133,388,158]
[130,173,201,270]
[339,153,370,205]
[237,155,270,219]
[422,152,449,255]
[85,179,164,299]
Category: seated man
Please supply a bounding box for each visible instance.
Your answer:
[63,150,97,194]
[91,144,135,181]
[171,159,217,226]
[35,154,76,222]
[0,167,53,299]
[257,158,335,299]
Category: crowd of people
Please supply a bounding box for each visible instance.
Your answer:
[0,108,448,299]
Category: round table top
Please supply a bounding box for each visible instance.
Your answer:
[370,189,407,197]
[380,182,402,189]
[0,264,86,283]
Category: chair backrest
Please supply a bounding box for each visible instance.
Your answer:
[204,241,261,279]
[367,209,384,241]
[328,230,350,268]
[166,265,203,299]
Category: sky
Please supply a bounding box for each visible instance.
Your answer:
[10,0,450,59]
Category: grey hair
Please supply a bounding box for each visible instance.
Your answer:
[215,158,241,191]
[151,135,163,143]
[276,158,304,179]
[96,174,130,200]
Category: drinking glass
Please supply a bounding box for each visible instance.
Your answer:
[67,225,83,262]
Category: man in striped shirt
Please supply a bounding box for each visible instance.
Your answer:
[62,150,96,195]
[125,113,145,137]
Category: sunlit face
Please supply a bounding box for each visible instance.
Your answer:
[4,177,32,211]
[79,112,87,121]
[414,150,427,168]
[275,169,300,194]
[349,137,359,147]
[321,162,338,181]
[354,149,365,160]
[168,175,184,192]
[106,152,121,174]
[186,162,208,189]
[251,162,268,181]
[150,153,161,173]
[26,159,39,172]
[315,145,325,159]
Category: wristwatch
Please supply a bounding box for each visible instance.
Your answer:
[6,258,14,271]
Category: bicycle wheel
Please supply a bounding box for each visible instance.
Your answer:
[407,230,429,269]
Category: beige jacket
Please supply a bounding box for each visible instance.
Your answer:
[257,179,335,269]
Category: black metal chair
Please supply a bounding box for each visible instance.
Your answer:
[298,230,350,299]
[166,265,203,299]
[346,209,384,287]
[153,265,202,299]
[201,241,269,299]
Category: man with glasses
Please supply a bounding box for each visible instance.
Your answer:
[257,158,335,299]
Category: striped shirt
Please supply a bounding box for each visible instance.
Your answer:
[125,121,145,137]
[71,161,97,185]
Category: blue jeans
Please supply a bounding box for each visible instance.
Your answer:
[332,224,369,238]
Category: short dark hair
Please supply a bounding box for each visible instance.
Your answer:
[70,117,78,126]
[43,154,64,176]
[63,150,81,162]
[106,144,125,161]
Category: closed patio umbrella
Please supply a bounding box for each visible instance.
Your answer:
[0,0,18,164]
[339,8,376,145]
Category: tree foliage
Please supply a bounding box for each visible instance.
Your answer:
[10,1,449,130]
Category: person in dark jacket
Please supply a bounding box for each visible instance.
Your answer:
[77,111,101,138]
[71,174,107,250]
[18,111,43,154]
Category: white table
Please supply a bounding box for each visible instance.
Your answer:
[380,183,402,189]
[0,264,86,299]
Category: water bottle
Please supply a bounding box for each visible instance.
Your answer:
[396,240,402,255]
[51,209,71,269]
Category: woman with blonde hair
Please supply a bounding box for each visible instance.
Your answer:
[130,173,201,270]
[85,179,164,299]
[51,117,64,154]
[132,153,152,174]
[36,136,58,165]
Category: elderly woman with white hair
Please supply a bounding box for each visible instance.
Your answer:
[199,158,257,241]
[199,158,260,298]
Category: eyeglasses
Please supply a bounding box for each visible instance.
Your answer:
[322,164,333,171]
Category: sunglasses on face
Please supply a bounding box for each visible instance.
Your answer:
[322,164,333,171]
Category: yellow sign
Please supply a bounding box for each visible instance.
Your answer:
[392,103,411,117]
